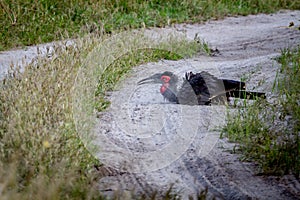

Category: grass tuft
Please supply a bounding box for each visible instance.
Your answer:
[222,47,300,177]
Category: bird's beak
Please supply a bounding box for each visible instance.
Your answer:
[137,73,162,85]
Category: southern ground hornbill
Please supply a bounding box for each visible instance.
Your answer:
[138,71,265,105]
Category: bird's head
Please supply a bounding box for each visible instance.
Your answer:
[137,71,178,86]
[138,71,179,103]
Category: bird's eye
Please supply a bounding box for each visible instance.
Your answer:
[161,75,171,83]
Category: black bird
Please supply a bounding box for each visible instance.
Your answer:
[138,71,265,105]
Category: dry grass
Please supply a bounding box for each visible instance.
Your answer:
[0,37,104,199]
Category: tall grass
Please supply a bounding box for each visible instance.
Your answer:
[0,38,103,199]
[222,47,300,177]
[1,0,299,51]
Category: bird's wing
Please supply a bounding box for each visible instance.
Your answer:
[176,72,212,105]
[178,80,207,105]
[197,72,247,98]
[191,71,225,96]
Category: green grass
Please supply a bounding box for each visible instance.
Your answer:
[1,0,299,51]
[222,47,300,177]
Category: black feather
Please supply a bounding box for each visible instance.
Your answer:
[138,71,265,105]
[162,87,179,103]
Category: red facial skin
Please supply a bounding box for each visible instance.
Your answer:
[161,75,171,83]
[160,84,169,93]
[160,75,171,94]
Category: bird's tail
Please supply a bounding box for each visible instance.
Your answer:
[227,90,266,100]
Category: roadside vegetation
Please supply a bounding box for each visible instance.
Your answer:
[1,0,299,51]
[0,0,299,199]
[0,34,202,198]
[223,47,300,177]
